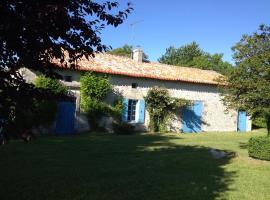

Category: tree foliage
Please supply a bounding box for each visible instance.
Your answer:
[10,76,68,134]
[145,87,190,132]
[80,72,112,111]
[34,75,68,95]
[109,44,149,61]
[159,42,203,66]
[0,0,132,132]
[158,42,233,74]
[33,76,69,130]
[220,24,270,135]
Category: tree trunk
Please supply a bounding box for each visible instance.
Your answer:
[267,115,270,137]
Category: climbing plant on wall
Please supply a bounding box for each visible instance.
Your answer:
[145,87,190,133]
[80,72,123,130]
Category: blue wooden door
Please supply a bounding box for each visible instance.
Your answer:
[182,101,203,133]
[237,111,247,132]
[55,101,75,135]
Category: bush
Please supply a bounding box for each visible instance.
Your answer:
[34,76,68,129]
[112,122,135,135]
[84,100,110,130]
[80,72,111,111]
[34,75,68,95]
[80,72,125,132]
[248,136,270,161]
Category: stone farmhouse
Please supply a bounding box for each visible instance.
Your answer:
[20,48,251,133]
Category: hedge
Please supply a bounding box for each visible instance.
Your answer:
[248,136,270,161]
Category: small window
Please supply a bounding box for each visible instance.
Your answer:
[64,76,72,82]
[127,99,138,121]
[131,83,138,88]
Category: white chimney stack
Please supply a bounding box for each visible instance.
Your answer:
[132,48,143,62]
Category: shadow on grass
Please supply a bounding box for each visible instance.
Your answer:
[0,134,236,200]
[239,142,248,149]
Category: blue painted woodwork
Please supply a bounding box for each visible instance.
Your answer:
[182,101,203,133]
[135,99,145,123]
[122,98,129,122]
[237,111,247,132]
[55,101,75,135]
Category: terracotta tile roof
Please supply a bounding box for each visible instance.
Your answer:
[57,53,224,85]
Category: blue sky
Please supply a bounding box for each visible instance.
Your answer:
[100,0,270,63]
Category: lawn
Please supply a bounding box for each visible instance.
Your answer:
[0,130,270,200]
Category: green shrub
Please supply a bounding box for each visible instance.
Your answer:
[32,99,58,128]
[112,121,135,135]
[248,136,270,161]
[34,76,68,129]
[80,72,111,111]
[84,100,110,130]
[34,75,68,95]
[80,72,124,132]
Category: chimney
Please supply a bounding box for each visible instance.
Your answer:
[132,48,143,62]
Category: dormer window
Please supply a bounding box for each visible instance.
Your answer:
[64,75,72,82]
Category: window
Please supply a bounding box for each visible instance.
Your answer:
[64,75,72,82]
[127,99,138,121]
[122,98,145,123]
[131,83,138,88]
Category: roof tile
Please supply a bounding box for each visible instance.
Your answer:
[56,53,223,85]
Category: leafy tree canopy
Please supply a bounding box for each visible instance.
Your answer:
[220,24,270,135]
[0,1,132,125]
[109,44,149,62]
[158,41,233,75]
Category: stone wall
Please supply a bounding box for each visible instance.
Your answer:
[20,68,252,132]
[108,76,241,132]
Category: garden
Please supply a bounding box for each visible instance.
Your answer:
[0,130,269,200]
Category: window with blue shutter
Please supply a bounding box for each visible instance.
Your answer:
[122,99,145,123]
[122,98,129,122]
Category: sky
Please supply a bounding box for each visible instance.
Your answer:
[100,0,270,63]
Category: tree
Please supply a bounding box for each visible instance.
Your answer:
[192,53,233,75]
[220,24,270,135]
[0,1,132,132]
[159,42,203,66]
[158,42,233,74]
[109,44,149,61]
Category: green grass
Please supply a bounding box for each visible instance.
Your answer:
[0,130,270,200]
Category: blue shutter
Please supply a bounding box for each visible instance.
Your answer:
[55,101,75,135]
[135,99,145,123]
[237,111,247,132]
[122,98,129,122]
[182,101,203,133]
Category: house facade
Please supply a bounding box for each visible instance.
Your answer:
[20,49,252,133]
